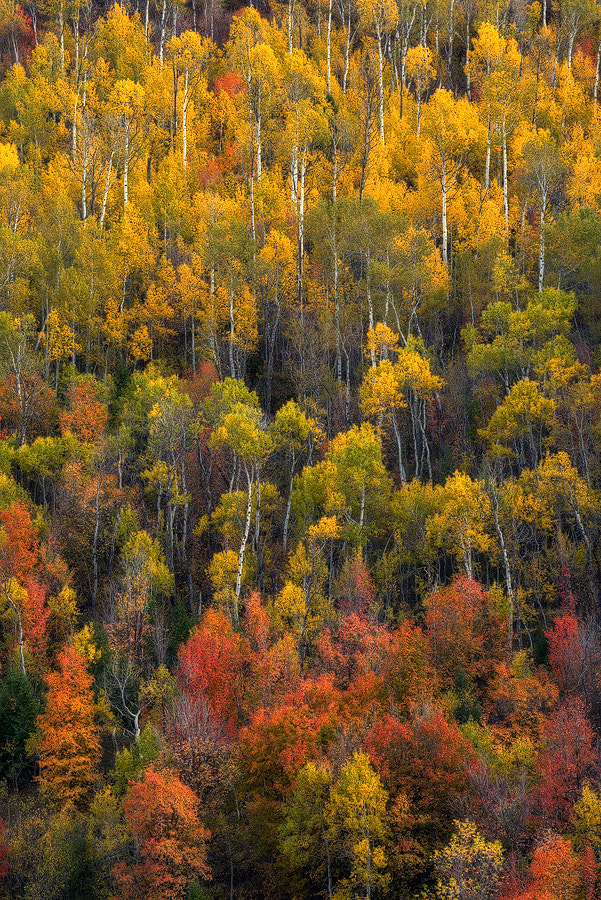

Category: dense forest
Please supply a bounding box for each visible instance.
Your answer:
[2,0,601,897]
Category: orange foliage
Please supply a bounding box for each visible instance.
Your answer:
[214,72,245,96]
[315,613,391,690]
[382,619,438,712]
[527,834,581,900]
[485,656,558,740]
[59,380,107,443]
[37,643,101,809]
[22,579,49,663]
[424,576,506,690]
[0,502,38,584]
[243,592,301,712]
[115,767,211,900]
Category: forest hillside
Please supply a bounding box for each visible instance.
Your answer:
[0,0,601,898]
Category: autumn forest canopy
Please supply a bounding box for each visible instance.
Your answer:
[3,0,601,897]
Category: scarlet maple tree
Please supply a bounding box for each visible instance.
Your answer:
[536,698,598,828]
[176,609,244,739]
[368,708,474,842]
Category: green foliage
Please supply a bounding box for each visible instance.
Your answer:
[0,663,39,784]
[112,724,161,796]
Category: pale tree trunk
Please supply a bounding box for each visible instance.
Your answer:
[124,120,130,209]
[366,258,376,367]
[343,15,352,93]
[459,526,473,580]
[327,0,333,92]
[392,411,407,483]
[488,479,515,648]
[296,147,307,306]
[595,39,601,108]
[182,68,189,168]
[538,192,546,291]
[92,474,102,615]
[256,112,262,180]
[441,159,448,265]
[59,0,65,71]
[229,281,236,378]
[99,151,115,229]
[334,249,341,381]
[234,466,254,624]
[447,0,455,88]
[282,465,295,555]
[502,125,508,230]
[485,115,491,194]
[377,31,385,143]
[159,0,168,63]
[3,587,26,676]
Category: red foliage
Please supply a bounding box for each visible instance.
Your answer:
[368,707,474,839]
[382,619,438,712]
[536,699,598,828]
[335,553,376,616]
[582,841,597,900]
[315,613,391,689]
[557,565,577,612]
[236,678,343,858]
[14,6,35,58]
[197,158,223,190]
[548,611,585,695]
[176,609,244,739]
[242,592,301,712]
[579,36,594,59]
[214,72,245,96]
[183,361,219,409]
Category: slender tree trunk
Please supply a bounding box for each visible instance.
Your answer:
[229,282,236,378]
[485,114,491,194]
[327,0,333,92]
[159,0,167,63]
[343,16,351,93]
[377,35,385,143]
[538,194,546,291]
[593,41,601,109]
[234,467,254,623]
[502,125,508,230]
[441,162,448,265]
[99,152,115,229]
[182,68,189,168]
